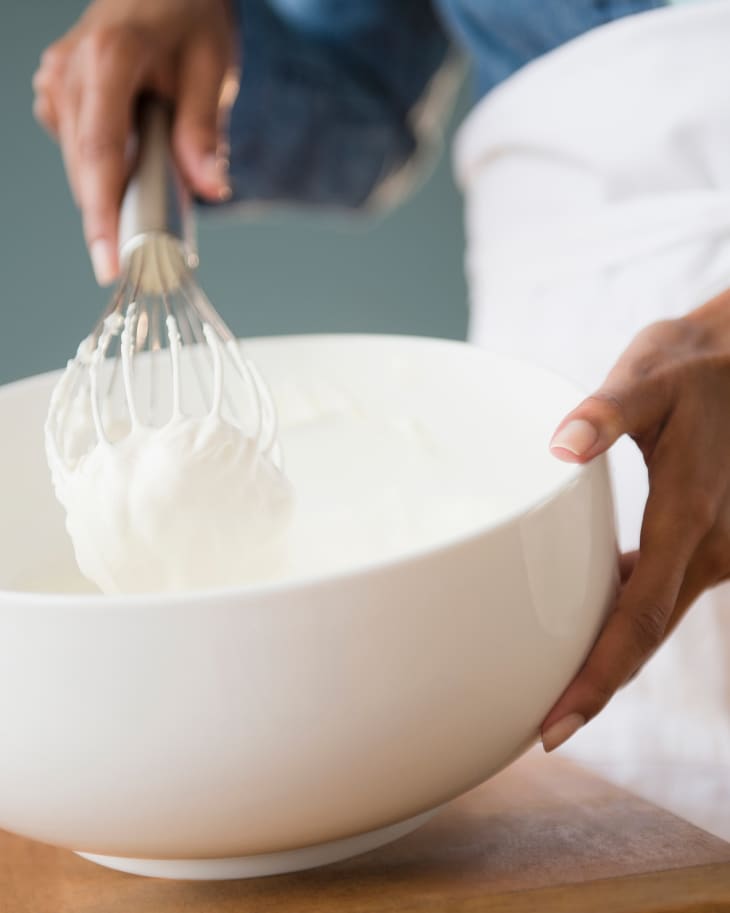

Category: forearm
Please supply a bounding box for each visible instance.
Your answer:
[224,0,459,211]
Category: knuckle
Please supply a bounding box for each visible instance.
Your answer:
[32,65,52,91]
[33,96,53,129]
[684,490,717,536]
[32,82,49,110]
[666,313,712,353]
[629,602,668,654]
[631,352,662,382]
[77,131,123,164]
[585,678,615,714]
[80,24,149,69]
[82,210,111,244]
[584,391,627,430]
[639,317,686,351]
[625,319,690,391]
[192,33,227,70]
[701,530,730,581]
[634,317,707,382]
[79,27,117,67]
[40,40,68,70]
[176,116,217,145]
[197,36,222,63]
[35,61,66,102]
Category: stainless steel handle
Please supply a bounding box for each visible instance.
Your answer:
[118,96,193,264]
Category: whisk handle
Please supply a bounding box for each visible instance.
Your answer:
[118,96,193,264]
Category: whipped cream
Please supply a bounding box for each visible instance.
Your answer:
[46,311,293,594]
[47,319,502,596]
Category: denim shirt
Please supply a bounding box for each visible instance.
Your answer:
[227,0,665,210]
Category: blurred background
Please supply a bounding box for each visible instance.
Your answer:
[1,0,470,387]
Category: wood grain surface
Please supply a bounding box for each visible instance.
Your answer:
[2,749,729,913]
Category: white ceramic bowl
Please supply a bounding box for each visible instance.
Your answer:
[0,335,616,880]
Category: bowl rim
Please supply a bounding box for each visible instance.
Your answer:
[0,333,597,609]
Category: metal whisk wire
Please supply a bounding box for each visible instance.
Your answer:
[70,96,280,465]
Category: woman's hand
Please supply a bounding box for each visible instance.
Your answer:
[32,0,236,285]
[542,288,730,752]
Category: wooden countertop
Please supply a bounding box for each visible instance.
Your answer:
[3,749,729,912]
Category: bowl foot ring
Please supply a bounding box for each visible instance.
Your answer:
[75,808,437,880]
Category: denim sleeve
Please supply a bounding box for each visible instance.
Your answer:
[224,0,454,210]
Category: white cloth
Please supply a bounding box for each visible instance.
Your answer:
[454,0,730,839]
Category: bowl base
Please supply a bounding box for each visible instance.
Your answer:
[75,808,437,880]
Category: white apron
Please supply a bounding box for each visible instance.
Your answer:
[454,0,730,838]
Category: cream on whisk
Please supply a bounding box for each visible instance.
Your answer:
[45,308,293,595]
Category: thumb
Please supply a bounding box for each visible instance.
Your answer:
[550,321,681,463]
[549,332,673,464]
[549,393,629,464]
[172,39,230,202]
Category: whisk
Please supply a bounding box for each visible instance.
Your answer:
[47,96,280,464]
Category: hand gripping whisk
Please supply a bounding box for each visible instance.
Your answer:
[47,96,281,464]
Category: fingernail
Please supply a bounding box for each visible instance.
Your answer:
[542,713,586,752]
[202,153,231,199]
[89,239,116,286]
[550,419,598,458]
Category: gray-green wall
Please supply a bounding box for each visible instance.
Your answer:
[1,2,469,387]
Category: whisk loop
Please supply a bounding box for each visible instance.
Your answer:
[77,235,280,463]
